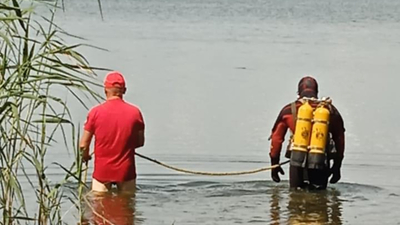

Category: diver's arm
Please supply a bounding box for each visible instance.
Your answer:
[270,121,288,160]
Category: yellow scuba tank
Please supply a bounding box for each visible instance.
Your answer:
[290,100,313,167]
[308,104,330,169]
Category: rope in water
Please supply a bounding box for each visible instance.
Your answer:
[134,152,290,176]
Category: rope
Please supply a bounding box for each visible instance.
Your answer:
[135,152,290,176]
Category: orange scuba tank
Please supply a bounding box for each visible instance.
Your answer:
[308,103,330,169]
[290,100,313,167]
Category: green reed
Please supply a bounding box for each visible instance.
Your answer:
[1,0,106,224]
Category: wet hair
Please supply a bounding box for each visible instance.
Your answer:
[297,76,318,98]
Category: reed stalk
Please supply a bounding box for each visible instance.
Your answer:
[1,0,106,224]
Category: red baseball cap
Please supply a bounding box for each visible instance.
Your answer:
[104,71,126,88]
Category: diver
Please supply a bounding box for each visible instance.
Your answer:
[268,76,346,190]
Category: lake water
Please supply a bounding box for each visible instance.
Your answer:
[32,0,400,224]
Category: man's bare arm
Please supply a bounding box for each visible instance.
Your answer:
[79,130,94,162]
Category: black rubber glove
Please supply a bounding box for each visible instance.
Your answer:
[271,157,285,183]
[329,160,342,184]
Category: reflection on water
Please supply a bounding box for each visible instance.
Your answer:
[75,180,396,224]
[270,187,343,225]
[286,189,342,225]
[83,190,141,225]
[270,186,282,225]
[79,181,343,225]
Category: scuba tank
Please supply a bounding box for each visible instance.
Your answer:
[290,100,313,167]
[308,102,331,169]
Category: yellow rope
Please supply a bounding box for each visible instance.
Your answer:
[135,152,290,176]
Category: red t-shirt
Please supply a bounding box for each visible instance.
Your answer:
[84,98,145,182]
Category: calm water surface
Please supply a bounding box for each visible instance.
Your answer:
[31,0,400,224]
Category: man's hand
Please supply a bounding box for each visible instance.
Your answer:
[82,150,92,163]
[271,157,285,183]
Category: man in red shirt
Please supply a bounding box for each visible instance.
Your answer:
[269,76,345,189]
[79,71,145,194]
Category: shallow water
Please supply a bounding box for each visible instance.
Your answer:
[25,0,400,224]
[81,180,397,224]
